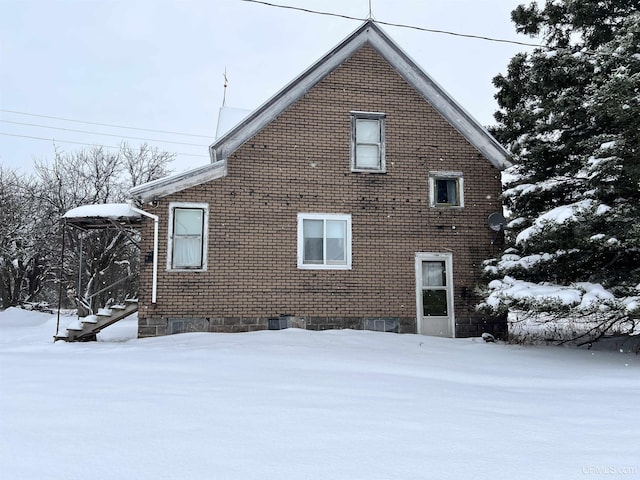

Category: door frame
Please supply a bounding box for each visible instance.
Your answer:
[415,252,455,337]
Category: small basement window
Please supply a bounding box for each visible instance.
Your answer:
[364,318,399,333]
[168,318,210,334]
[350,111,386,172]
[167,202,209,271]
[429,172,464,207]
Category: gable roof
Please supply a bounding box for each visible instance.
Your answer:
[210,20,511,170]
[130,20,511,203]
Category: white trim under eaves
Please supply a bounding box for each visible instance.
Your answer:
[129,160,227,203]
[209,21,512,171]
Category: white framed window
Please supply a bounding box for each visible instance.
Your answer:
[429,172,464,207]
[350,111,386,172]
[297,213,352,270]
[167,202,208,271]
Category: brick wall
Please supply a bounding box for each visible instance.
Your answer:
[137,45,506,338]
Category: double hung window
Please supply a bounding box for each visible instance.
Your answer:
[168,202,208,271]
[350,112,385,172]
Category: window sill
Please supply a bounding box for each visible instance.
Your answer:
[167,267,207,272]
[351,168,387,174]
[431,204,464,209]
[297,264,352,270]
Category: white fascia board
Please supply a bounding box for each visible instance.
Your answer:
[367,31,512,170]
[128,160,227,203]
[209,21,512,171]
[210,29,370,162]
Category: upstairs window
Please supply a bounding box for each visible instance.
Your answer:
[168,202,208,271]
[297,213,352,270]
[429,172,464,207]
[350,111,386,172]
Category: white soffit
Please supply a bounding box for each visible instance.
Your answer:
[128,160,227,203]
[210,21,511,170]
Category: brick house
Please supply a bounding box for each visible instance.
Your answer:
[129,20,511,339]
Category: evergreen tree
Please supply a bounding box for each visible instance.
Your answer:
[483,0,640,340]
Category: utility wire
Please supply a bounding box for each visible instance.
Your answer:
[0,1,557,160]
[239,0,547,49]
[0,120,209,147]
[0,109,211,138]
[0,132,210,158]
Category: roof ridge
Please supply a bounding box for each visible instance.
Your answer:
[209,20,510,170]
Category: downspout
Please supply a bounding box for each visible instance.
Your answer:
[129,203,159,304]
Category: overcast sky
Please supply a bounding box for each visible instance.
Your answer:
[0,0,538,174]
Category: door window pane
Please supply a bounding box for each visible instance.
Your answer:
[422,290,448,316]
[422,261,446,286]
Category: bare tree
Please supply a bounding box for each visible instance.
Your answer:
[10,143,174,309]
[121,142,173,187]
[0,167,53,308]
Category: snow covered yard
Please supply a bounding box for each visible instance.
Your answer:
[1,308,639,480]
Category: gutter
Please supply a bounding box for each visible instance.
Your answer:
[128,203,159,304]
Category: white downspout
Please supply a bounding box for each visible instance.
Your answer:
[129,203,159,304]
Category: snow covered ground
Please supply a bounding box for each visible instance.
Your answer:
[1,308,639,480]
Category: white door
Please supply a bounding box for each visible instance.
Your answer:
[415,253,455,337]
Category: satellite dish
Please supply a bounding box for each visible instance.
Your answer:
[488,212,507,232]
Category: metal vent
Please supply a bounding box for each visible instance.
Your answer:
[168,318,209,335]
[364,318,399,333]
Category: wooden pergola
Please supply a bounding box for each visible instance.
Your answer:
[56,204,148,340]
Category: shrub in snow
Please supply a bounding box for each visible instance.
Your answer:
[478,277,640,344]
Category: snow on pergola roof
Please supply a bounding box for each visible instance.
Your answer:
[62,203,142,230]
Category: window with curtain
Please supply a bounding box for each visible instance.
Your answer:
[350,112,386,172]
[297,213,352,269]
[168,203,208,270]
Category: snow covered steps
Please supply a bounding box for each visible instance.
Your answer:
[55,299,138,342]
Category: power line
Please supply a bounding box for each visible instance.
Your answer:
[0,109,212,139]
[239,0,546,49]
[0,132,210,158]
[0,119,209,147]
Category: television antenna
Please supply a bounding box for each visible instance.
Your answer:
[222,69,228,106]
